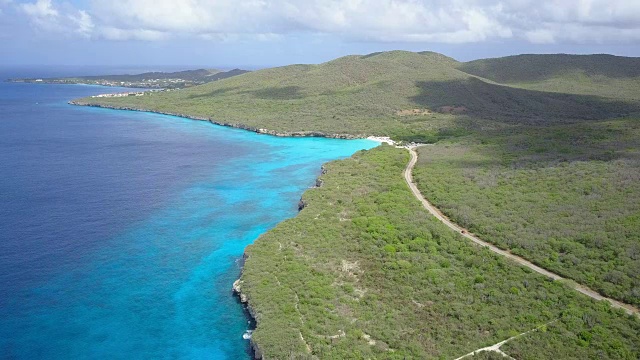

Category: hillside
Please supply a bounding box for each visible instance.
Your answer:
[460,54,640,84]
[74,51,468,136]
[238,146,639,359]
[458,54,640,101]
[413,118,640,306]
[72,51,640,356]
[74,51,640,138]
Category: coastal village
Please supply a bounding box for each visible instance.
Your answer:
[90,90,165,98]
[15,77,193,88]
[25,78,190,88]
[90,88,180,98]
[91,91,146,98]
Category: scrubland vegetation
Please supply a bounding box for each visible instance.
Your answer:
[459,54,640,101]
[240,146,639,359]
[77,51,463,135]
[413,119,640,306]
[78,51,639,137]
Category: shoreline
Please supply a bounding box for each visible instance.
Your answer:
[69,101,376,140]
[232,278,262,359]
[7,79,156,89]
[365,136,396,145]
[69,99,383,359]
[231,162,330,360]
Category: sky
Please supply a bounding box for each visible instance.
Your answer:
[1,0,639,68]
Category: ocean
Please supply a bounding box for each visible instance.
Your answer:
[0,70,377,359]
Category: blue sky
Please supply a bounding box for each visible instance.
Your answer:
[2,0,639,68]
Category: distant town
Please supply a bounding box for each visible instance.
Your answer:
[7,68,249,90]
[91,91,148,98]
[16,78,200,89]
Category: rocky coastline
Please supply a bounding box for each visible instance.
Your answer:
[231,165,327,360]
[70,99,372,358]
[232,277,263,360]
[68,101,365,140]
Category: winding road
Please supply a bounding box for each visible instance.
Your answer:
[403,146,639,317]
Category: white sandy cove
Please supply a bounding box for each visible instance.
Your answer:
[366,136,396,145]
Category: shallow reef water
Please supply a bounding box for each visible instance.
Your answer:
[0,80,376,359]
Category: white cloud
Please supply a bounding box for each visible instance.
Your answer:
[198,32,283,43]
[21,0,57,17]
[525,29,556,44]
[19,0,97,39]
[19,0,61,32]
[69,10,94,37]
[14,0,640,44]
[498,0,640,44]
[277,0,514,43]
[85,0,516,43]
[100,27,168,41]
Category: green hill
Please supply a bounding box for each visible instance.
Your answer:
[460,54,640,83]
[71,50,640,358]
[239,145,639,359]
[76,51,640,138]
[74,53,640,303]
[458,54,640,100]
[75,51,469,136]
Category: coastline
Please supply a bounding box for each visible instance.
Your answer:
[68,101,371,140]
[69,99,383,359]
[232,278,262,359]
[7,80,153,89]
[231,161,331,360]
[39,83,640,358]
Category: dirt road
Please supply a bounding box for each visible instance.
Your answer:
[403,146,639,316]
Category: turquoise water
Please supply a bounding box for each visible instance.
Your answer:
[0,81,377,359]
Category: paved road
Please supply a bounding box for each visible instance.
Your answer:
[403,146,639,316]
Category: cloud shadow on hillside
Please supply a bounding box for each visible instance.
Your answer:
[240,86,305,100]
[187,86,242,99]
[411,77,640,126]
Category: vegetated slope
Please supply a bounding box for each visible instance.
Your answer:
[460,54,640,83]
[78,50,640,306]
[77,51,469,136]
[239,146,639,359]
[411,77,636,125]
[458,54,640,100]
[404,52,640,308]
[413,118,640,306]
[76,51,639,137]
[204,68,249,81]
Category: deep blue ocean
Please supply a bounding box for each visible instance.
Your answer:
[0,69,376,359]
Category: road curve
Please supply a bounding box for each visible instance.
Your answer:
[403,146,639,316]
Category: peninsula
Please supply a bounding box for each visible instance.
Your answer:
[71,51,640,359]
[8,68,249,89]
